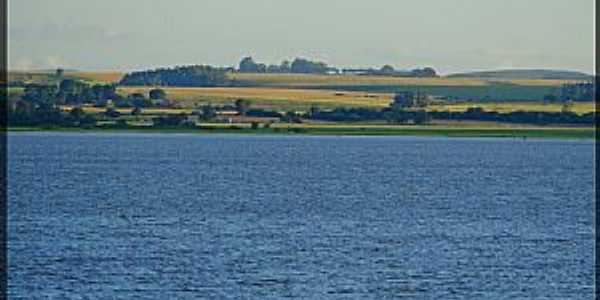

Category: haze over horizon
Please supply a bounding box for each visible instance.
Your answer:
[8,0,595,75]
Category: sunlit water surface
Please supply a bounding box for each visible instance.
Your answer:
[8,133,595,299]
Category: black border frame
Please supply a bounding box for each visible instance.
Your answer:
[595,0,599,297]
[0,0,7,299]
[0,1,595,299]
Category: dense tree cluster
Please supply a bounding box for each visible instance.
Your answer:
[8,99,97,127]
[23,80,119,107]
[305,106,594,125]
[119,65,230,87]
[7,80,175,127]
[237,56,438,77]
[310,108,382,122]
[429,108,595,125]
[557,82,595,101]
[289,58,331,74]
[544,82,595,102]
[17,80,165,109]
[391,91,429,109]
[342,66,438,77]
[238,57,334,74]
[152,114,193,127]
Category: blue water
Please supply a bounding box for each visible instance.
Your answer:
[8,133,595,299]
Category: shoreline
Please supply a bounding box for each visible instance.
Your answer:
[6,125,596,140]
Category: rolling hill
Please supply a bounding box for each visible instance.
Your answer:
[447,69,593,80]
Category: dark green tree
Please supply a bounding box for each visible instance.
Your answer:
[200,104,217,120]
[149,88,167,100]
[234,99,251,116]
[239,57,259,73]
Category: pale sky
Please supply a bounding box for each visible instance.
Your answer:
[8,0,595,74]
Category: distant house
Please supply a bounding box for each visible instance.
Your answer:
[326,67,341,75]
[342,68,371,75]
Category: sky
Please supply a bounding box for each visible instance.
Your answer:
[8,0,595,75]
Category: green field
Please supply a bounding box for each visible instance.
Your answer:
[8,124,595,139]
[116,87,595,114]
[229,73,580,102]
[7,70,595,115]
[9,70,585,103]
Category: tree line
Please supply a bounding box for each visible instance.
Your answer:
[7,79,175,127]
[119,65,231,87]
[237,56,438,77]
[544,82,595,102]
[238,57,335,74]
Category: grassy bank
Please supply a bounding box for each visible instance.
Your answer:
[7,124,595,139]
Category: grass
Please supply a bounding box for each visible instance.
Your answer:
[6,71,594,111]
[118,87,393,110]
[8,71,579,87]
[8,71,588,102]
[7,124,595,139]
[117,86,595,114]
[229,73,491,87]
[65,71,125,84]
[230,73,580,87]
[229,73,582,102]
[8,71,59,84]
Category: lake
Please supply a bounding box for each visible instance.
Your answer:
[7,132,595,299]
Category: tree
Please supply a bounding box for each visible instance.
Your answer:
[256,63,267,73]
[79,114,97,128]
[380,65,395,75]
[543,94,558,103]
[149,88,167,100]
[290,58,329,74]
[280,60,291,73]
[413,110,431,124]
[392,92,416,109]
[267,65,281,73]
[384,109,410,124]
[131,106,143,116]
[119,65,230,87]
[153,113,188,127]
[69,106,85,120]
[239,57,259,73]
[281,111,302,123]
[411,67,438,77]
[234,99,250,116]
[128,93,152,108]
[200,104,217,120]
[308,105,321,118]
[465,107,485,119]
[105,107,121,118]
[58,79,88,104]
[561,100,574,114]
[23,84,59,106]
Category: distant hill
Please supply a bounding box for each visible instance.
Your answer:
[447,69,593,80]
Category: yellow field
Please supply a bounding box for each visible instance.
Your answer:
[427,102,595,115]
[65,71,125,83]
[118,87,393,110]
[491,79,584,86]
[117,86,596,114]
[8,71,55,82]
[7,69,582,88]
